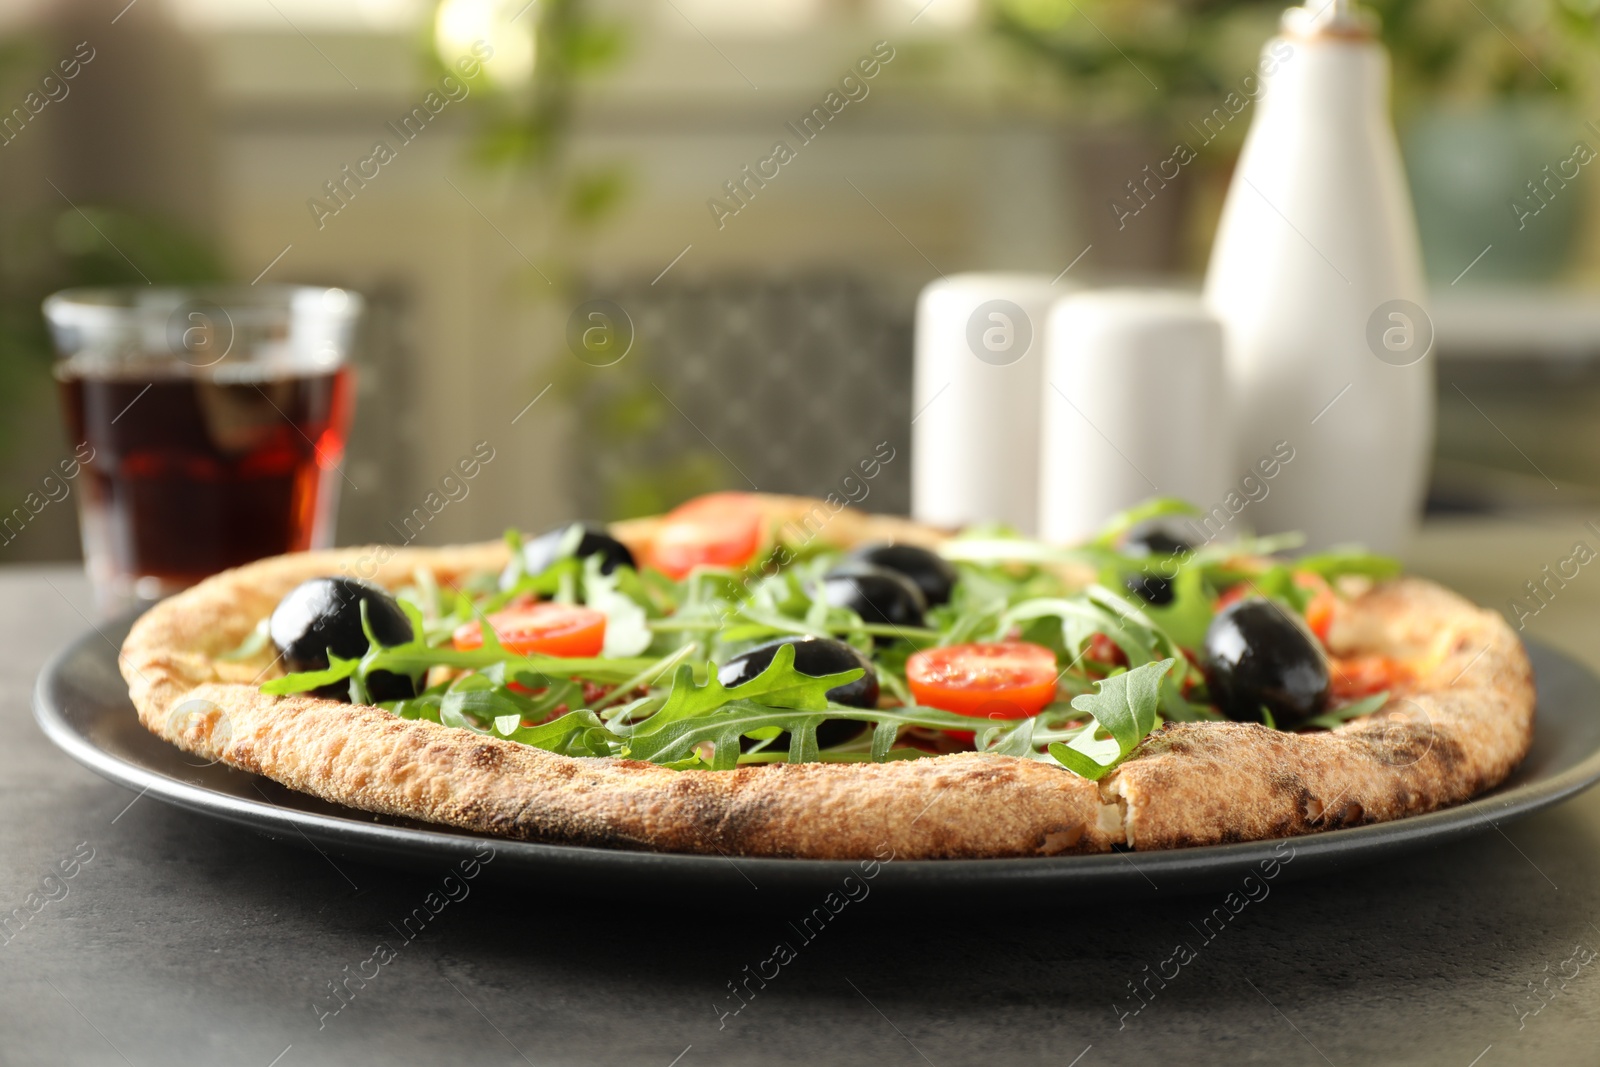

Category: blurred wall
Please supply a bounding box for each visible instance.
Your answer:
[0,0,1085,561]
[4,0,1599,565]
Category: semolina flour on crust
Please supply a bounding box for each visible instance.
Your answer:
[119,496,1534,859]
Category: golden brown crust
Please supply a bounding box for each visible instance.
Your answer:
[1108,578,1535,849]
[120,496,1534,859]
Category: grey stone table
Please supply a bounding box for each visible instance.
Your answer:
[5,515,1600,1066]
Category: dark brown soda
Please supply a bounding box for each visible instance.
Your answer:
[58,363,354,587]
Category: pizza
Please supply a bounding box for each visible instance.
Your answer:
[118,492,1534,859]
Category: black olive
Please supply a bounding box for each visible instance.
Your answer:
[720,636,877,751]
[841,543,958,607]
[269,577,417,703]
[1203,598,1329,727]
[1124,571,1175,605]
[521,522,635,577]
[1122,520,1193,559]
[819,566,927,635]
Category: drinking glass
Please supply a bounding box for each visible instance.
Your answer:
[44,286,362,614]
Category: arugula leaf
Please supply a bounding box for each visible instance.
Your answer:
[629,642,859,738]
[1048,658,1174,780]
[1003,596,1160,666]
[977,716,1038,757]
[499,709,615,755]
[1130,564,1213,652]
[624,699,1023,767]
[218,619,271,663]
[1229,567,1310,611]
[592,643,699,711]
[737,748,934,765]
[261,654,359,695]
[1293,547,1402,582]
[360,643,656,686]
[439,673,529,734]
[384,692,444,722]
[1304,690,1391,730]
[1090,498,1201,548]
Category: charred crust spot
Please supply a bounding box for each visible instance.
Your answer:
[1328,801,1366,827]
[466,743,504,772]
[1268,770,1307,800]
[1288,785,1314,825]
[1429,735,1467,770]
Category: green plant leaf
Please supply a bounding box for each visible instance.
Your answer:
[1304,690,1391,730]
[1091,497,1200,548]
[1048,658,1174,780]
[1293,548,1402,582]
[439,674,529,734]
[383,693,443,723]
[261,654,359,695]
[217,619,271,663]
[624,699,1009,766]
[629,642,859,739]
[499,709,615,754]
[1134,564,1213,651]
[978,716,1038,757]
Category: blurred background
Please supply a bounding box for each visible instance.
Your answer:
[4,0,1600,562]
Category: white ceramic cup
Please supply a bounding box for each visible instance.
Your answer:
[912,273,1062,535]
[1038,289,1231,544]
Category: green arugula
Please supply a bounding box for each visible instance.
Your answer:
[1304,690,1391,730]
[623,698,1027,769]
[260,654,361,696]
[1294,548,1402,581]
[1135,564,1213,652]
[627,642,858,739]
[1048,658,1175,780]
[251,500,1410,774]
[1089,497,1201,547]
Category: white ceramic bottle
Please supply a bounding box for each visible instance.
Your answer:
[1038,290,1231,545]
[912,273,1060,535]
[1204,0,1432,553]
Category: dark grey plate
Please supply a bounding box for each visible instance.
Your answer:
[32,614,1600,902]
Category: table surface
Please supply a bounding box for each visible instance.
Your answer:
[5,516,1600,1067]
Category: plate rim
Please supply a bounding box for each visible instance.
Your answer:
[32,620,1600,884]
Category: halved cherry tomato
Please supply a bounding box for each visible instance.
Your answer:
[1300,581,1338,643]
[1215,584,1252,612]
[452,602,606,658]
[648,492,764,579]
[1328,654,1411,700]
[906,641,1059,720]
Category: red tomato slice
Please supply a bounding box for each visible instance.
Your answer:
[452,602,606,658]
[907,641,1059,720]
[1215,584,1252,612]
[1329,654,1411,700]
[648,492,764,579]
[1303,588,1338,643]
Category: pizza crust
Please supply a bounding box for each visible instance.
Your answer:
[118,497,1534,860]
